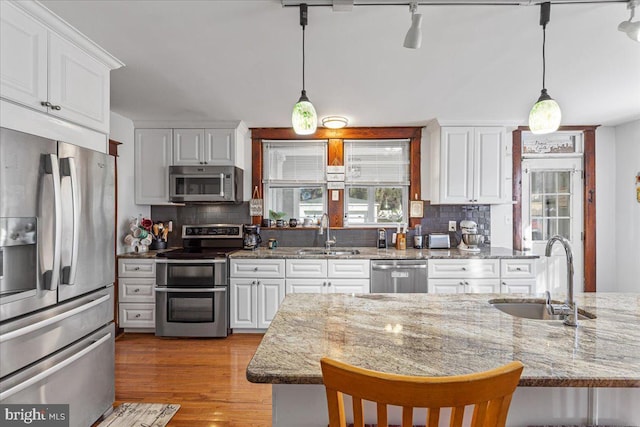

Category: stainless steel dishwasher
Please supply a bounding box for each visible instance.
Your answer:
[370,260,428,293]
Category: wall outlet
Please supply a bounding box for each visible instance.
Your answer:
[448,221,457,232]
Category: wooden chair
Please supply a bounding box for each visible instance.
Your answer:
[320,358,524,427]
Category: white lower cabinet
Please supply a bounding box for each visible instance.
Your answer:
[230,278,285,329]
[428,258,537,294]
[285,259,370,295]
[229,259,286,329]
[428,278,500,294]
[501,258,537,294]
[117,258,156,330]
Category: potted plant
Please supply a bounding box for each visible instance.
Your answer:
[269,210,287,227]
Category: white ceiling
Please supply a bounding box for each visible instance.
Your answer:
[41,0,640,128]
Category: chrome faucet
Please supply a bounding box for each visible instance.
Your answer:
[544,235,578,327]
[319,213,336,250]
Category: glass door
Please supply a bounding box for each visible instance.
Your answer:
[521,157,584,295]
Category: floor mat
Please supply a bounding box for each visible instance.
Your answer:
[96,403,180,427]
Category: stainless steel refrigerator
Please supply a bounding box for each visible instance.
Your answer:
[0,127,115,426]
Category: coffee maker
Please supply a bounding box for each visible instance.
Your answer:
[243,224,262,250]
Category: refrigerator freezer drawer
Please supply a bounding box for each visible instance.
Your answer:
[0,286,113,378]
[0,323,115,427]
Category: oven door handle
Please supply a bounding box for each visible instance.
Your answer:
[155,287,227,293]
[155,259,227,264]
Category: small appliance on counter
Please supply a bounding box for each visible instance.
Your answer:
[427,233,450,249]
[413,224,423,249]
[377,228,387,249]
[459,220,482,252]
[243,224,262,250]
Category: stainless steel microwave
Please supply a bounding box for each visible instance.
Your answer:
[169,165,243,203]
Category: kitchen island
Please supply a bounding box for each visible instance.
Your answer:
[247,293,640,426]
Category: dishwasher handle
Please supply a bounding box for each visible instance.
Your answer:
[371,263,427,271]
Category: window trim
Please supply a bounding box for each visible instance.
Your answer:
[250,127,422,229]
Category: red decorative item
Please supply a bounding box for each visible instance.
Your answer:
[141,218,153,230]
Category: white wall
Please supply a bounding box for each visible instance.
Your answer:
[595,127,617,292]
[110,111,150,254]
[614,119,640,292]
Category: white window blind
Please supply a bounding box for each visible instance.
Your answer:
[344,139,410,184]
[263,140,327,183]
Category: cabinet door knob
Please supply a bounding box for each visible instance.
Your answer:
[322,282,326,287]
[459,281,464,286]
[41,101,53,108]
[254,267,258,271]
[516,267,522,271]
[461,267,466,271]
[328,281,332,287]
[52,105,62,110]
[135,314,141,318]
[257,280,261,286]
[204,161,208,165]
[133,267,140,271]
[134,288,140,292]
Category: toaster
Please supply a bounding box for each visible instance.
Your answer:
[427,233,450,249]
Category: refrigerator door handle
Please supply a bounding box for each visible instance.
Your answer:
[0,332,111,400]
[43,154,62,291]
[60,157,80,286]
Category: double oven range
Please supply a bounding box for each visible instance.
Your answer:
[155,224,243,338]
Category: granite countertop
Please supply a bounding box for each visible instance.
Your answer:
[246,292,640,387]
[230,246,537,259]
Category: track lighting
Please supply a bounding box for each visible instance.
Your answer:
[403,3,422,49]
[292,3,318,135]
[619,0,640,41]
[528,2,561,135]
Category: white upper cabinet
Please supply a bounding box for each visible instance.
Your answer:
[173,129,205,165]
[0,2,48,112]
[0,1,123,134]
[172,125,245,167]
[47,33,110,132]
[205,128,236,165]
[422,124,510,204]
[135,129,173,205]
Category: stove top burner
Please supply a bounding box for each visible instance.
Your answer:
[156,247,239,259]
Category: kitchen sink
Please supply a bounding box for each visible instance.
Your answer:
[296,248,360,256]
[489,299,596,321]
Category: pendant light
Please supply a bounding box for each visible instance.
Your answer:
[292,3,317,135]
[528,2,561,135]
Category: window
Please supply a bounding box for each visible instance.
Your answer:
[263,140,327,221]
[530,170,573,241]
[344,139,410,226]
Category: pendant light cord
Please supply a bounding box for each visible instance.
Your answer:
[542,24,547,90]
[302,26,306,92]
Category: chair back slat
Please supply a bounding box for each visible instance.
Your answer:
[402,406,412,427]
[353,397,364,427]
[471,400,488,426]
[427,407,440,427]
[321,358,523,427]
[451,406,465,427]
[377,403,388,427]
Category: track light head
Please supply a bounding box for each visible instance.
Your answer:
[403,2,422,49]
[619,0,640,41]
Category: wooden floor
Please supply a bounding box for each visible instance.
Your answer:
[114,333,271,426]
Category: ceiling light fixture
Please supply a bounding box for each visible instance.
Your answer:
[619,0,640,41]
[321,116,349,129]
[403,2,422,49]
[292,3,318,135]
[528,2,561,135]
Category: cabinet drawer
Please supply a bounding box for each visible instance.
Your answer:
[118,259,155,277]
[501,259,536,279]
[328,278,370,294]
[119,303,155,328]
[501,279,537,294]
[230,259,285,278]
[328,260,370,278]
[119,278,155,303]
[428,259,499,279]
[286,259,328,278]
